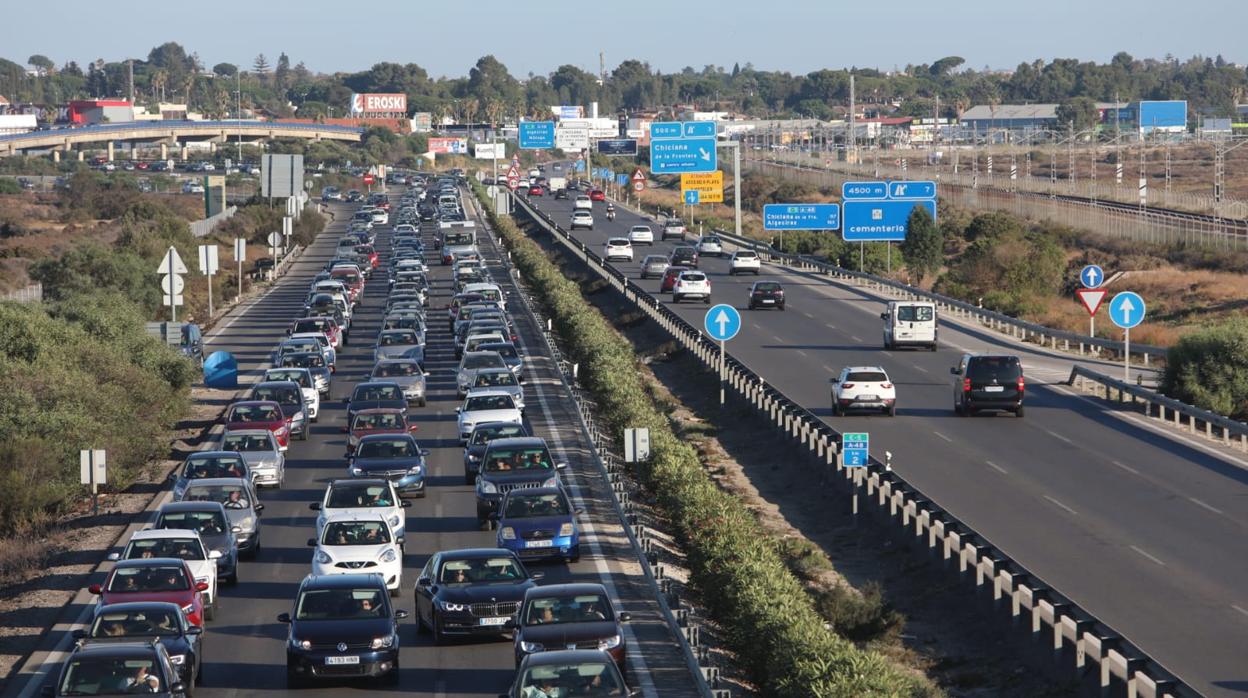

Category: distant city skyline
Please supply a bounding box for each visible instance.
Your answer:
[3,0,1244,80]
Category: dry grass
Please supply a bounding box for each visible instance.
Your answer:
[0,535,58,588]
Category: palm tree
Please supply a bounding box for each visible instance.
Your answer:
[182,74,196,107]
[151,69,168,102]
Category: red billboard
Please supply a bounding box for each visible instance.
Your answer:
[350,93,407,115]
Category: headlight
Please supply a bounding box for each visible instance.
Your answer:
[181,604,194,615]
[467,454,479,462]
[479,480,497,494]
[519,641,544,653]
[291,637,312,650]
[168,654,186,665]
[379,548,398,563]
[351,467,364,476]
[407,464,423,475]
[388,515,401,528]
[558,523,575,537]
[370,635,394,650]
[438,600,467,612]
[541,476,559,488]
[500,526,516,540]
[599,634,622,650]
[314,550,333,564]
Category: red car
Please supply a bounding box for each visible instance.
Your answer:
[659,266,690,294]
[342,408,418,454]
[223,400,290,449]
[589,189,606,202]
[527,185,544,197]
[89,558,209,627]
[329,268,365,301]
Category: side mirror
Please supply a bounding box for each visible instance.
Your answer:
[455,407,461,412]
[503,618,517,630]
[487,511,498,520]
[276,612,292,623]
[949,367,960,375]
[187,626,203,635]
[307,538,317,547]
[208,550,222,560]
[417,577,431,588]
[396,536,406,546]
[71,629,86,639]
[195,581,210,592]
[421,449,431,457]
[880,313,889,320]
[255,503,265,512]
[167,472,177,482]
[409,425,420,432]
[88,584,102,595]
[309,502,322,511]
[575,508,586,516]
[530,571,545,581]
[393,609,409,620]
[107,552,120,561]
[555,462,567,470]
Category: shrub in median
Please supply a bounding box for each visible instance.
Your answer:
[1162,318,1248,421]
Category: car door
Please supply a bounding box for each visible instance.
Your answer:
[416,555,439,623]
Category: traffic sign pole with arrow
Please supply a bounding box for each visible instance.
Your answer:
[1108,291,1146,382]
[704,304,742,406]
[1078,264,1105,342]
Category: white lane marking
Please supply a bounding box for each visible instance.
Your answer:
[1043,495,1077,516]
[1129,545,1166,567]
[913,364,928,373]
[932,431,953,443]
[434,679,447,698]
[796,350,808,358]
[1044,429,1074,445]
[850,335,862,342]
[1110,459,1141,476]
[1188,497,1224,516]
[985,460,1008,475]
[1232,604,1248,619]
[825,322,837,330]
[772,334,784,342]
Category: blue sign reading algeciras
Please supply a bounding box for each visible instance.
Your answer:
[763,204,841,231]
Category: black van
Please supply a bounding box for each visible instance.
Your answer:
[951,354,1025,417]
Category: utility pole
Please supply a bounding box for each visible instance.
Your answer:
[848,74,856,164]
[236,71,243,163]
[127,60,134,103]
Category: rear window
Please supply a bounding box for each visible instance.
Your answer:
[968,357,1022,381]
[897,305,935,322]
[846,371,888,383]
[681,273,707,282]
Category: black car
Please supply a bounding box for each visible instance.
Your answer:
[154,502,241,581]
[346,381,408,428]
[278,573,406,686]
[475,438,566,527]
[349,433,429,498]
[414,548,542,644]
[501,649,635,698]
[511,583,631,669]
[669,246,699,269]
[747,281,786,311]
[47,639,187,697]
[248,381,310,441]
[463,422,532,485]
[73,602,204,688]
[951,353,1025,417]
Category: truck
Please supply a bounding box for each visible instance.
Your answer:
[548,176,568,198]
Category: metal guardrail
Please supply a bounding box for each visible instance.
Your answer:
[0,119,364,143]
[512,192,1195,698]
[1068,365,1248,452]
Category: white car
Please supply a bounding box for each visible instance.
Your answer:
[370,210,389,226]
[311,513,404,593]
[573,195,593,210]
[570,210,594,230]
[110,529,221,619]
[456,390,523,443]
[313,479,409,546]
[831,366,897,417]
[696,235,724,257]
[729,249,762,275]
[671,270,712,304]
[289,331,337,368]
[628,225,654,246]
[603,238,634,262]
[263,367,320,421]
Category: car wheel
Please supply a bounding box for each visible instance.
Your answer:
[204,604,215,622]
[299,429,307,441]
[570,546,581,563]
[779,304,786,311]
[672,295,680,304]
[225,569,238,585]
[195,661,204,686]
[431,612,447,645]
[887,403,897,417]
[703,297,711,304]
[384,660,400,685]
[1015,405,1025,418]
[833,401,843,417]
[311,413,318,423]
[755,270,761,275]
[748,303,755,310]
[954,401,965,416]
[418,397,427,407]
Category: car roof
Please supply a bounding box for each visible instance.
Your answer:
[353,380,403,390]
[524,582,608,599]
[70,641,164,658]
[357,432,416,443]
[186,450,245,459]
[128,529,203,541]
[300,573,387,590]
[521,649,617,666]
[183,477,251,487]
[437,547,521,561]
[322,511,388,524]
[328,478,390,488]
[844,366,888,373]
[160,501,226,514]
[112,557,188,570]
[354,407,405,416]
[485,436,547,448]
[501,486,563,500]
[90,600,185,615]
[229,400,280,409]
[253,380,300,390]
[464,389,515,400]
[222,428,273,437]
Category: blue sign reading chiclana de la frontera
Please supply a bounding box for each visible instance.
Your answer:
[843,200,937,242]
[518,121,556,149]
[651,137,717,174]
[763,203,841,231]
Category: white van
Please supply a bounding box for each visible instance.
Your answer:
[881,301,937,351]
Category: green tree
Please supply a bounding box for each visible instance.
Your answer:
[27,54,54,76]
[1055,96,1100,131]
[253,54,270,80]
[1162,319,1248,420]
[274,52,291,91]
[900,207,942,284]
[212,62,238,77]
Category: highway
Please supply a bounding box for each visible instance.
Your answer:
[15,195,702,697]
[520,181,1248,697]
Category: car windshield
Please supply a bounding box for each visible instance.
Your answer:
[91,609,182,638]
[524,593,611,625]
[968,357,1022,381]
[108,565,188,592]
[229,405,280,422]
[439,557,524,584]
[444,232,473,246]
[463,354,506,370]
[474,371,517,388]
[846,371,888,383]
[266,370,309,387]
[326,484,393,509]
[736,250,757,258]
[184,456,246,480]
[380,331,418,346]
[285,353,325,369]
[293,320,331,334]
[60,656,165,695]
[482,447,552,473]
[519,662,624,696]
[222,434,274,452]
[354,385,402,401]
[126,537,204,561]
[322,520,392,545]
[375,362,420,378]
[295,588,386,620]
[480,344,518,360]
[465,395,515,412]
[681,273,707,282]
[503,493,569,519]
[897,305,935,322]
[356,438,417,459]
[252,387,300,405]
[185,484,251,509]
[158,511,226,536]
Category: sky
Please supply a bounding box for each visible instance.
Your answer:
[3,0,1245,79]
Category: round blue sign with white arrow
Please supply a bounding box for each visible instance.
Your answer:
[1080,264,1104,289]
[704,304,742,342]
[1108,291,1146,329]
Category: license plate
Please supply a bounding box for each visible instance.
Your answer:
[760,299,774,304]
[325,656,359,665]
[984,386,1005,393]
[526,540,553,548]
[478,616,508,626]
[857,395,878,401]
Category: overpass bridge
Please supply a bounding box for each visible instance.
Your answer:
[0,120,363,159]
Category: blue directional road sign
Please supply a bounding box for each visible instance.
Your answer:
[650,122,684,139]
[616,174,629,186]
[842,432,869,467]
[842,181,889,200]
[683,121,717,138]
[597,138,638,156]
[1080,264,1104,289]
[574,160,585,173]
[651,137,717,174]
[703,304,741,342]
[842,200,937,242]
[685,190,700,205]
[518,121,556,149]
[763,203,841,230]
[1108,292,1146,329]
[888,180,937,200]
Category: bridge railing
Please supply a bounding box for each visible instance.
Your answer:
[0,119,363,143]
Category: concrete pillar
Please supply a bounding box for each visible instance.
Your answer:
[77,149,85,162]
[52,149,61,163]
[180,145,189,161]
[209,141,217,154]
[107,141,115,162]
[160,142,168,160]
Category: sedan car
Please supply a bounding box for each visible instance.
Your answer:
[639,255,669,279]
[475,437,564,527]
[278,573,406,686]
[502,650,632,698]
[263,367,320,421]
[831,366,897,417]
[370,359,428,407]
[111,529,221,620]
[466,368,525,412]
[72,602,204,689]
[310,514,404,593]
[168,450,249,502]
[669,246,698,269]
[627,225,654,246]
[602,238,633,262]
[346,382,408,429]
[348,434,429,498]
[88,559,209,628]
[570,210,594,231]
[747,281,786,310]
[511,583,631,669]
[51,638,187,697]
[312,479,410,543]
[729,249,762,274]
[374,329,423,363]
[457,391,523,444]
[463,421,531,485]
[178,478,264,555]
[456,351,510,397]
[219,430,285,488]
[247,381,309,441]
[222,400,289,451]
[280,352,332,397]
[495,487,580,563]
[154,502,241,581]
[413,548,542,644]
[588,189,606,202]
[696,235,724,257]
[343,408,417,455]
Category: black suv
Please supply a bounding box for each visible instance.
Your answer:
[747,281,786,311]
[668,246,698,269]
[278,573,407,686]
[951,354,1025,417]
[511,583,631,670]
[474,438,566,528]
[47,639,186,697]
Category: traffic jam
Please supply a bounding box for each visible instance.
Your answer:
[45,173,637,697]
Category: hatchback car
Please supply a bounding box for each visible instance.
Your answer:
[153,502,242,580]
[222,400,289,450]
[343,408,417,455]
[495,487,581,563]
[951,354,1025,417]
[370,359,428,407]
[502,649,633,698]
[511,583,631,668]
[89,559,209,628]
[219,430,285,488]
[72,602,203,689]
[671,270,711,304]
[696,235,724,257]
[278,573,406,686]
[638,255,669,279]
[457,351,511,397]
[346,382,408,429]
[475,437,564,527]
[831,366,897,417]
[627,225,654,246]
[50,638,187,697]
[281,352,332,397]
[312,479,410,543]
[178,477,264,552]
[602,238,633,262]
[463,422,532,485]
[310,514,404,593]
[669,246,699,269]
[588,189,606,202]
[748,281,786,310]
[247,381,309,441]
[169,451,249,502]
[570,210,594,231]
[413,548,542,644]
[111,530,221,620]
[573,195,593,211]
[263,368,320,421]
[467,368,525,413]
[729,249,762,274]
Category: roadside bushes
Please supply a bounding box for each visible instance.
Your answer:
[473,183,930,697]
[935,212,1065,317]
[1162,318,1248,421]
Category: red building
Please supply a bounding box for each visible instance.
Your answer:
[67,99,133,125]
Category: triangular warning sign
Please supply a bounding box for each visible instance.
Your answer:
[631,168,646,182]
[1076,289,1107,316]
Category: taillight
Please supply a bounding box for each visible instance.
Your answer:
[963,378,972,393]
[881,383,893,389]
[841,383,855,389]
[1017,375,1025,392]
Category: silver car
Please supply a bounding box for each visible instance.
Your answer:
[220,430,285,488]
[371,359,429,407]
[177,477,263,554]
[456,351,509,397]
[640,255,670,279]
[374,328,423,363]
[465,368,525,412]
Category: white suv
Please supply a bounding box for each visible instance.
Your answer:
[729,249,761,275]
[696,235,724,257]
[574,195,593,210]
[831,366,897,417]
[672,270,711,304]
[603,238,634,262]
[313,479,409,547]
[627,225,654,246]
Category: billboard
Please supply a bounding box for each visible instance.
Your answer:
[1137,101,1187,134]
[260,154,304,199]
[555,127,589,153]
[429,137,468,154]
[411,112,433,132]
[597,139,638,156]
[350,93,407,115]
[474,143,506,159]
[551,105,584,120]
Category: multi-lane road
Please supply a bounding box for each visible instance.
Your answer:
[521,179,1248,697]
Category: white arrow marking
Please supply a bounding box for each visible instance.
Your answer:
[1116,297,1136,324]
[714,309,731,337]
[698,148,710,162]
[1085,267,1100,286]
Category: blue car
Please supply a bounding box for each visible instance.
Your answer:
[494,487,581,563]
[349,433,429,498]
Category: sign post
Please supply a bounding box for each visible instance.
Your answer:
[1108,291,1146,382]
[841,432,869,524]
[157,246,187,323]
[197,244,219,318]
[233,238,246,298]
[624,428,651,463]
[268,231,282,271]
[1079,264,1105,339]
[703,304,742,405]
[80,449,107,516]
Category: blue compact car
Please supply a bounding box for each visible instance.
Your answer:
[494,487,581,563]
